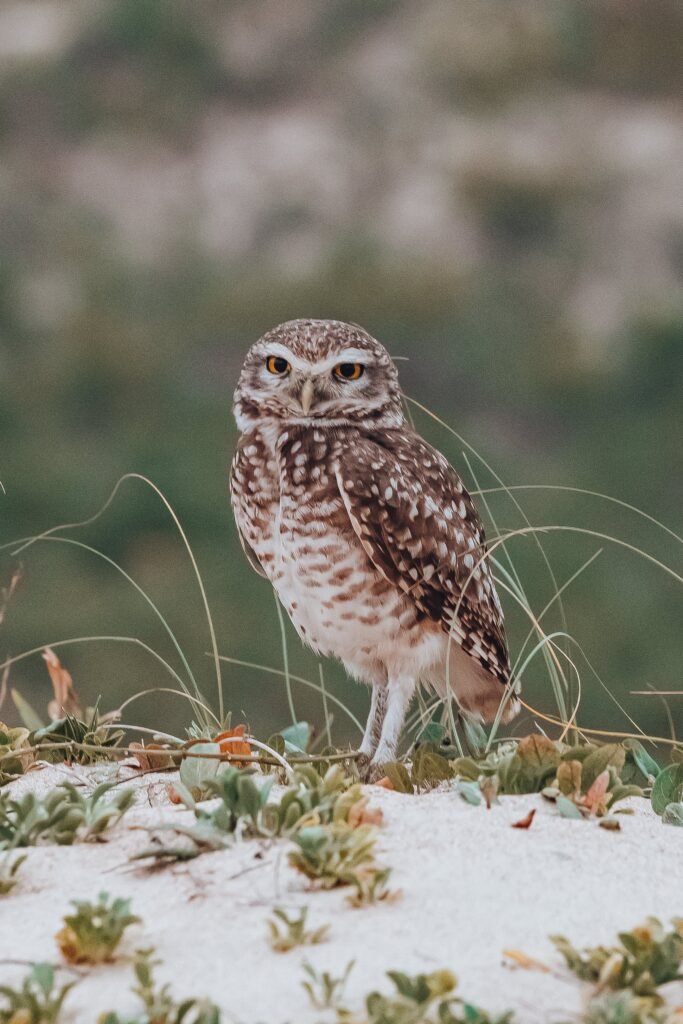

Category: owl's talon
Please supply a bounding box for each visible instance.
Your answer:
[362,760,388,785]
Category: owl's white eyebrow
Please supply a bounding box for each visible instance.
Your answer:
[262,344,372,373]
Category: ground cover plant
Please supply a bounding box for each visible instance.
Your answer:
[0,782,134,848]
[99,948,222,1024]
[266,905,329,953]
[302,964,515,1024]
[0,963,75,1024]
[56,892,140,965]
[552,918,683,1002]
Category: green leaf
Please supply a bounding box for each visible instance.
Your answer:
[31,962,54,996]
[651,763,683,816]
[456,781,482,806]
[608,784,643,807]
[280,722,310,753]
[180,742,222,798]
[412,750,452,788]
[517,734,560,768]
[11,689,45,732]
[382,762,414,794]
[556,795,584,819]
[416,722,446,745]
[451,757,481,781]
[171,781,196,809]
[662,802,683,827]
[462,717,487,755]
[581,744,625,791]
[624,740,661,782]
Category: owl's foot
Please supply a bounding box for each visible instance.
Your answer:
[365,761,390,785]
[354,752,371,778]
[355,756,389,785]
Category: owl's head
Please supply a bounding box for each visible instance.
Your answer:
[234,319,403,430]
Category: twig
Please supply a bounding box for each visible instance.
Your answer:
[0,741,364,769]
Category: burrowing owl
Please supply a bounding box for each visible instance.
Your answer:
[231,319,519,771]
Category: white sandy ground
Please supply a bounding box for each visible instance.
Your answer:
[1,763,682,1024]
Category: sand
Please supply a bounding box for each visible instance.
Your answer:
[1,763,682,1023]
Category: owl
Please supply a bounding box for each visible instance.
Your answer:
[230,319,519,774]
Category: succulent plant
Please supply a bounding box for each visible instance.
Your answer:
[266,905,329,952]
[99,948,221,1024]
[0,782,134,848]
[552,918,683,1000]
[56,892,140,965]
[0,963,75,1024]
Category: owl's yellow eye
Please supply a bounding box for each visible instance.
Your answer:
[266,355,291,375]
[333,362,364,381]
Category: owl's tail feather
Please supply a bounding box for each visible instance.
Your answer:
[432,642,520,724]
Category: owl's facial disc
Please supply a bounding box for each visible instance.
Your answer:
[233,319,404,430]
[254,343,378,420]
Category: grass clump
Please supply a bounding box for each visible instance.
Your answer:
[0,783,134,848]
[0,723,32,785]
[552,918,683,1001]
[99,948,221,1024]
[272,764,379,833]
[138,767,274,863]
[139,763,382,865]
[288,822,394,905]
[302,960,355,1011]
[0,963,75,1024]
[579,990,683,1024]
[6,649,123,777]
[357,969,514,1024]
[56,892,140,965]
[383,733,645,819]
[651,763,683,826]
[266,905,329,952]
[302,964,515,1023]
[0,852,26,895]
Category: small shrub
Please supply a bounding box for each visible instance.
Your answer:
[552,918,683,999]
[99,948,221,1024]
[138,763,382,865]
[0,783,134,848]
[0,852,26,895]
[266,905,329,952]
[321,967,516,1024]
[56,892,140,964]
[0,963,75,1024]
[651,763,683,821]
[301,960,354,1011]
[450,736,644,817]
[580,990,680,1024]
[0,723,32,784]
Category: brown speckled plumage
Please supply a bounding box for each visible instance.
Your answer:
[230,319,519,766]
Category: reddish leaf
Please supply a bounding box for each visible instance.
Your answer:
[512,808,536,829]
[215,724,251,767]
[503,948,550,972]
[42,647,83,721]
[584,769,610,816]
[129,741,175,772]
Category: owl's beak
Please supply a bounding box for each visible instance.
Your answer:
[299,378,316,415]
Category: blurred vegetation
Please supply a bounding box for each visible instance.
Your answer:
[0,0,681,744]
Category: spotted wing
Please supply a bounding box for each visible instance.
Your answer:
[335,430,510,685]
[229,433,278,580]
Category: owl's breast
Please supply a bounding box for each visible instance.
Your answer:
[270,430,411,660]
[232,423,429,669]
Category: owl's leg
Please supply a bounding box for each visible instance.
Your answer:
[359,684,388,758]
[371,676,416,766]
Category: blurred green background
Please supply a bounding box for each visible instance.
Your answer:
[1,0,681,745]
